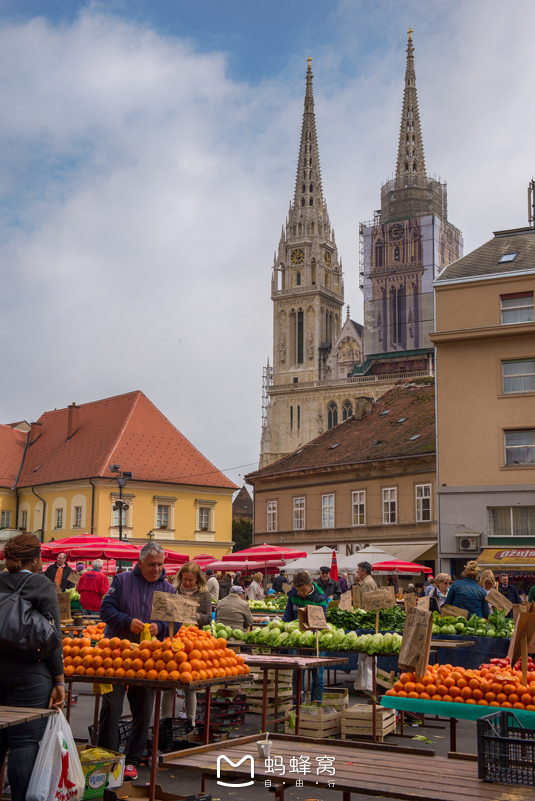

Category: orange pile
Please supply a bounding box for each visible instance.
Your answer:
[63,624,250,685]
[385,662,535,710]
[82,622,106,640]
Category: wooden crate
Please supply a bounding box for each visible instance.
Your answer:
[248,701,292,716]
[320,688,349,710]
[294,704,342,738]
[249,667,293,682]
[341,704,396,742]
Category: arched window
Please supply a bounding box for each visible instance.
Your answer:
[296,272,301,286]
[309,198,313,205]
[309,183,313,193]
[309,157,312,166]
[302,184,306,193]
[301,198,305,206]
[375,241,384,267]
[297,310,304,364]
[327,402,338,429]
[394,246,400,261]
[405,162,409,172]
[342,400,353,421]
[413,162,417,172]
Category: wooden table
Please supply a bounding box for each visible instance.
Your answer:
[243,654,348,735]
[0,706,55,730]
[65,673,248,801]
[161,731,534,801]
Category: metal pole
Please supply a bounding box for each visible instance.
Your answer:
[119,477,123,542]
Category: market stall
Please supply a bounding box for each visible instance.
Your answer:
[477,548,535,596]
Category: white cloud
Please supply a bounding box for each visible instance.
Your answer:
[0,2,534,488]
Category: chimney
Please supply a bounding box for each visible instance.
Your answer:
[67,403,79,440]
[28,422,42,445]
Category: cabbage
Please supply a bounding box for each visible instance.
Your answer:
[286,620,301,632]
[382,633,393,652]
[268,618,284,630]
[368,634,385,654]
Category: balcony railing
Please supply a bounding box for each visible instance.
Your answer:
[269,369,433,393]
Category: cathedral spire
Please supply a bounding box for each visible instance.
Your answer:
[293,57,325,216]
[395,28,426,182]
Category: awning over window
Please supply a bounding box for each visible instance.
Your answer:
[375,541,437,563]
[477,548,535,570]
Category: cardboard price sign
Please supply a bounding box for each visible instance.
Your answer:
[486,588,513,614]
[57,592,71,622]
[352,584,362,610]
[151,591,199,627]
[282,583,292,594]
[404,592,417,612]
[69,572,81,587]
[417,595,430,611]
[362,587,396,612]
[298,605,329,631]
[339,590,352,611]
[441,604,468,619]
[399,606,433,677]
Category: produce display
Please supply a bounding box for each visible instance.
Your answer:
[241,618,403,654]
[248,596,287,611]
[326,606,406,633]
[62,625,250,684]
[66,588,80,602]
[385,660,535,710]
[82,621,106,640]
[432,609,514,638]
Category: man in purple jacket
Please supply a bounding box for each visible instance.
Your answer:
[97,543,176,778]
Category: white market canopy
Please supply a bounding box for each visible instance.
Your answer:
[283,545,396,576]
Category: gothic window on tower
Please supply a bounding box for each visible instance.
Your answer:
[309,157,312,166]
[301,198,305,206]
[394,246,400,261]
[327,402,338,429]
[413,162,417,172]
[309,198,313,205]
[309,183,313,192]
[290,406,293,430]
[297,310,304,364]
[405,162,409,172]
[296,272,301,286]
[375,241,384,267]
[342,400,353,421]
[302,184,305,193]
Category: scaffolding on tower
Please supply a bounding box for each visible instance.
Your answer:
[262,359,273,428]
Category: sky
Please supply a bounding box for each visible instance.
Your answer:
[0,0,533,491]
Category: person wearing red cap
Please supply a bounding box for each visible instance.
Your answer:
[420,574,435,597]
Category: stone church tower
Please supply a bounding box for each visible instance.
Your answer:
[361,31,463,370]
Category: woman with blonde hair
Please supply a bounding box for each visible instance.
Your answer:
[444,560,490,618]
[427,573,452,613]
[480,570,496,592]
[247,571,265,601]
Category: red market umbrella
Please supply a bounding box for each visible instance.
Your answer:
[222,544,307,561]
[203,558,284,574]
[62,542,142,560]
[372,560,432,575]
[190,554,217,568]
[161,549,189,564]
[330,549,339,582]
[44,536,132,558]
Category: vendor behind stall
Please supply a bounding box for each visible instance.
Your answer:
[498,573,521,618]
[444,560,490,618]
[316,566,341,600]
[282,570,328,702]
[216,585,254,631]
[97,542,176,780]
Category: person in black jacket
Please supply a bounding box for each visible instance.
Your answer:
[0,534,64,801]
[498,574,521,618]
[44,552,74,590]
[316,567,341,600]
[271,569,288,593]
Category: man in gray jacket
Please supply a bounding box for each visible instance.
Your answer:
[215,585,254,631]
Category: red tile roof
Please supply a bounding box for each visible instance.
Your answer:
[16,391,236,490]
[246,381,435,481]
[0,425,27,488]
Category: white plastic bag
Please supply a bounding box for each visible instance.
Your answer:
[353,652,374,691]
[26,711,84,801]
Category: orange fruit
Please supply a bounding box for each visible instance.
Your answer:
[103,658,113,669]
[179,672,192,684]
[176,652,188,665]
[80,638,91,647]
[111,649,121,660]
[216,638,227,649]
[139,640,152,651]
[72,656,83,668]
[132,659,144,672]
[63,646,72,657]
[144,658,156,671]
[461,687,472,699]
[120,639,131,650]
[96,667,106,677]
[65,665,75,677]
[146,670,159,681]
[109,637,121,650]
[125,669,136,679]
[171,640,184,653]
[162,651,174,663]
[521,694,532,706]
[121,649,132,660]
[190,659,202,671]
[63,637,73,646]
[167,660,178,672]
[86,667,96,676]
[130,648,141,659]
[105,668,115,678]
[75,665,86,675]
[442,695,453,703]
[219,658,228,669]
[139,649,152,662]
[82,655,93,668]
[123,658,133,671]
[509,694,520,705]
[472,689,484,701]
[101,648,112,659]
[150,640,162,652]
[113,657,123,670]
[136,669,147,680]
[158,670,170,681]
[70,646,81,658]
[169,670,180,681]
[449,686,461,698]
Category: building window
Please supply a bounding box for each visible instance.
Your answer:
[55,508,64,530]
[113,505,127,527]
[489,506,535,536]
[296,272,301,286]
[342,400,353,421]
[74,506,82,527]
[297,405,300,429]
[352,491,365,526]
[382,488,397,524]
[157,504,170,528]
[327,402,338,429]
[502,359,535,393]
[293,497,305,530]
[198,507,210,530]
[415,484,432,522]
[322,494,334,528]
[267,501,278,532]
[0,510,11,529]
[297,310,304,364]
[504,430,535,465]
[290,406,293,430]
[501,292,534,324]
[20,509,28,530]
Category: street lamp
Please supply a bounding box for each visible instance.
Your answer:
[110,465,134,542]
[147,530,154,542]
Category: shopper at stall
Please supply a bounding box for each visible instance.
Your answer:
[356,561,378,596]
[216,584,254,631]
[44,551,74,590]
[444,560,490,618]
[247,571,265,601]
[0,533,65,801]
[283,570,329,702]
[218,571,232,599]
[77,558,110,614]
[233,571,242,585]
[427,573,452,613]
[419,574,434,597]
[339,572,350,593]
[205,568,220,602]
[272,568,288,593]
[317,566,341,600]
[97,542,176,780]
[498,573,521,617]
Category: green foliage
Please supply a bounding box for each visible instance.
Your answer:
[232,518,253,552]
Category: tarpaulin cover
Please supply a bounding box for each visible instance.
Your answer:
[380,695,535,726]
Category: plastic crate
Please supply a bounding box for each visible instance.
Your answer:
[146,717,194,752]
[88,718,132,752]
[477,711,535,785]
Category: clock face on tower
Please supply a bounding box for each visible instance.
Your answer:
[291,248,305,265]
[323,251,332,266]
[389,223,404,241]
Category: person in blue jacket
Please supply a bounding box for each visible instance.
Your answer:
[444,560,490,618]
[97,542,176,779]
[282,570,329,702]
